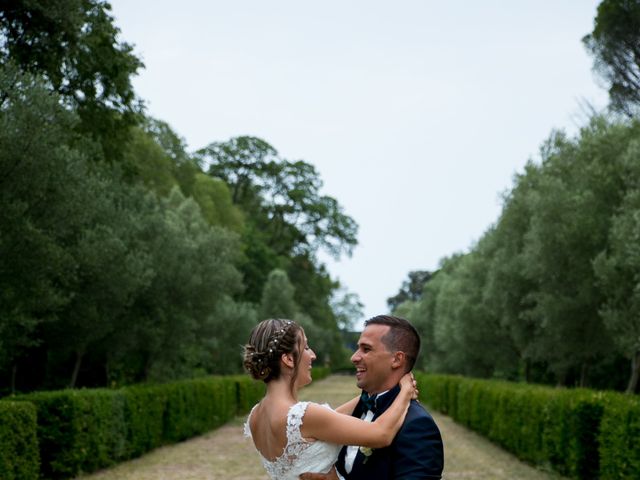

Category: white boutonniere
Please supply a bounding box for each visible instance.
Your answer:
[359,446,374,463]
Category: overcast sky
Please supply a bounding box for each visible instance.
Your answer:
[109,1,609,327]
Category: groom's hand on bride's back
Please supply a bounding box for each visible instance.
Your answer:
[299,466,339,480]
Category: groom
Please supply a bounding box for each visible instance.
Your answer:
[302,315,444,480]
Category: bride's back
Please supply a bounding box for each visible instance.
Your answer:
[248,400,291,461]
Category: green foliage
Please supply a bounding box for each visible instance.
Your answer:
[123,127,179,196]
[0,13,354,392]
[17,389,127,478]
[387,270,433,313]
[0,0,144,161]
[7,375,262,478]
[583,0,640,116]
[593,138,640,392]
[0,64,95,387]
[0,63,250,391]
[120,385,166,458]
[197,135,358,260]
[0,401,39,480]
[405,117,640,391]
[598,393,640,479]
[417,373,637,479]
[331,287,364,332]
[161,378,235,443]
[205,298,258,375]
[232,375,266,414]
[192,173,244,231]
[310,367,332,382]
[259,269,298,320]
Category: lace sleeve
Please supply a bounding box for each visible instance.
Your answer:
[286,401,311,443]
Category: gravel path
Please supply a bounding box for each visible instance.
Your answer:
[79,375,565,480]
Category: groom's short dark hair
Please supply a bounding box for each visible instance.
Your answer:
[365,315,420,372]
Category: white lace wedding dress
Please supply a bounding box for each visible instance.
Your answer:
[244,401,341,480]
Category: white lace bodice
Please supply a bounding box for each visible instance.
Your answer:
[244,401,341,480]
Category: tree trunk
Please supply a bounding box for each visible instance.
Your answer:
[10,364,17,394]
[626,350,640,394]
[524,359,531,383]
[70,349,84,388]
[579,362,589,388]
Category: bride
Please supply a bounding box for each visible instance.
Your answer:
[243,318,417,480]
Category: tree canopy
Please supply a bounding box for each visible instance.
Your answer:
[0,2,359,394]
[398,116,640,393]
[584,0,640,116]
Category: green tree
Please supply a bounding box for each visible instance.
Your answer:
[196,136,358,259]
[331,287,364,332]
[259,269,298,320]
[205,297,257,374]
[191,173,244,231]
[105,188,243,383]
[0,0,144,161]
[47,176,153,388]
[387,270,433,313]
[123,127,179,196]
[484,161,545,382]
[584,0,640,117]
[594,138,640,392]
[408,255,462,373]
[519,122,634,386]
[0,65,89,391]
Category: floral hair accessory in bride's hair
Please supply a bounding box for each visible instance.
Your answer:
[265,320,293,359]
[243,319,301,383]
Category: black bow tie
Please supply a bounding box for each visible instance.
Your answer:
[360,392,378,412]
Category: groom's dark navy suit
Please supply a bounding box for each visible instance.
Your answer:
[336,385,444,479]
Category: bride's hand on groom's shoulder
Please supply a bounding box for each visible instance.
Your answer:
[400,372,419,400]
[299,466,339,480]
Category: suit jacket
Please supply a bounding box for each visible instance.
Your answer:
[336,385,444,479]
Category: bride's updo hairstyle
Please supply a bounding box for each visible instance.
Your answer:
[243,319,303,386]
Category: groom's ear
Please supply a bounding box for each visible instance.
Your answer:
[390,351,406,370]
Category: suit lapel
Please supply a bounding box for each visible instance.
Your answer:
[350,385,402,475]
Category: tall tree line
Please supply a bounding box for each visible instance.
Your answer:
[391,0,640,394]
[0,1,359,394]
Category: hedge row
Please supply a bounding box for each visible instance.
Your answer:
[2,375,264,479]
[0,401,40,480]
[416,373,640,480]
[311,366,331,382]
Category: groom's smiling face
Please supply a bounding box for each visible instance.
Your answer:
[351,324,396,394]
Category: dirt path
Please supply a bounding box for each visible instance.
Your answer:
[79,375,565,480]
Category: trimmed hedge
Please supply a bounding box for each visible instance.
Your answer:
[6,375,265,479]
[0,372,324,478]
[233,375,266,414]
[416,373,639,480]
[311,366,331,382]
[598,393,640,480]
[0,401,40,480]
